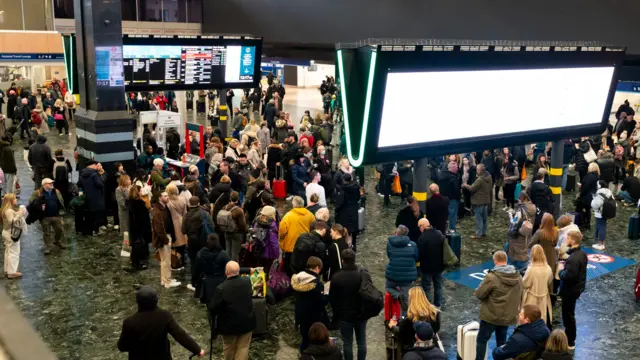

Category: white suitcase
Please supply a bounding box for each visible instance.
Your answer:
[457,321,487,360]
[358,207,365,231]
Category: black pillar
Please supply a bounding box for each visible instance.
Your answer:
[73,0,134,173]
[413,158,429,213]
[218,90,228,141]
[550,140,564,218]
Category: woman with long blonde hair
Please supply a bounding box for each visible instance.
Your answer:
[522,244,554,326]
[2,193,26,279]
[165,184,188,266]
[387,286,441,355]
[542,329,572,359]
[528,213,558,277]
[53,98,70,135]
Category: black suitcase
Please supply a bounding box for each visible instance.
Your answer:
[566,174,576,192]
[629,214,640,240]
[252,297,268,336]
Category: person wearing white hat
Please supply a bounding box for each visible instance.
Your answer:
[28,178,66,255]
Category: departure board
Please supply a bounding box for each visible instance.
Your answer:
[122,42,258,90]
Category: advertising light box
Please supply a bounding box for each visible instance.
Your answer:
[123,36,262,91]
[338,46,625,166]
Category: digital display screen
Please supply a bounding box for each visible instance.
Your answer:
[122,45,256,88]
[377,67,616,148]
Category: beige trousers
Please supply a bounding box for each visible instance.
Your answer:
[159,244,172,286]
[222,332,252,360]
[3,230,20,274]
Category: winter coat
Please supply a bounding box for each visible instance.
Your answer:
[253,217,280,259]
[242,123,259,139]
[507,203,536,262]
[292,270,326,327]
[194,247,230,304]
[209,275,256,335]
[328,264,363,323]
[559,246,587,297]
[591,187,613,218]
[528,181,554,214]
[416,228,445,274]
[151,203,170,249]
[468,172,492,205]
[402,345,447,360]
[557,224,579,260]
[224,146,239,162]
[522,264,553,323]
[264,103,278,126]
[278,207,315,253]
[115,187,130,233]
[425,194,449,234]
[391,312,441,353]
[326,237,350,281]
[578,171,598,207]
[528,230,558,277]
[247,147,262,169]
[222,202,247,234]
[385,235,419,283]
[182,207,213,250]
[291,231,328,274]
[395,206,425,242]
[573,141,590,174]
[209,182,231,224]
[492,319,550,360]
[234,162,254,192]
[333,167,354,192]
[397,161,413,185]
[183,180,209,207]
[257,127,270,154]
[27,135,52,170]
[437,170,461,201]
[299,344,343,360]
[291,162,310,195]
[474,265,523,326]
[166,197,188,247]
[266,144,283,178]
[117,300,200,360]
[621,175,640,199]
[335,182,361,234]
[0,140,17,174]
[128,198,151,245]
[596,152,615,183]
[502,160,520,185]
[78,167,105,212]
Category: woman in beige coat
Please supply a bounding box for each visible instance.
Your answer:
[522,244,553,326]
[165,184,188,266]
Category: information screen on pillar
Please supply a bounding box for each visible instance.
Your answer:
[122,36,262,91]
[377,66,616,148]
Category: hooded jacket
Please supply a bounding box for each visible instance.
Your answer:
[78,167,105,212]
[492,319,550,360]
[278,207,315,252]
[596,152,615,183]
[253,217,280,259]
[117,287,200,360]
[395,206,425,242]
[474,265,523,326]
[181,207,213,250]
[273,119,288,143]
[291,270,326,327]
[468,171,492,205]
[27,135,52,169]
[299,343,342,360]
[385,235,419,283]
[591,186,613,218]
[437,169,461,201]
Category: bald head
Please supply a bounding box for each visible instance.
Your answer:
[418,218,431,232]
[225,261,240,277]
[429,184,439,194]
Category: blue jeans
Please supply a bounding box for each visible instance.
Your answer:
[475,320,508,360]
[421,271,443,307]
[448,199,458,231]
[474,205,488,236]
[340,320,367,360]
[618,190,636,204]
[595,217,607,242]
[561,164,569,190]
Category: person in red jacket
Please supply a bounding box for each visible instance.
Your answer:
[154,93,168,110]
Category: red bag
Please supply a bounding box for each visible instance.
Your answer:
[635,268,640,301]
[384,292,401,321]
[273,166,286,199]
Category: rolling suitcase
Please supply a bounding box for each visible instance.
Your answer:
[384,292,401,321]
[457,321,487,360]
[252,297,268,336]
[566,174,576,192]
[629,214,640,240]
[635,268,640,301]
[446,231,462,265]
[358,207,365,231]
[273,166,286,199]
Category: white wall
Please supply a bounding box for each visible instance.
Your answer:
[296,64,335,88]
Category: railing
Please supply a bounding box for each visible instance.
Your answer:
[0,288,57,360]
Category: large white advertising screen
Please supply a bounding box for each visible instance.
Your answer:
[377,67,616,148]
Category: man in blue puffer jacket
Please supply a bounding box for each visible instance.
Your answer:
[492,304,550,360]
[385,225,419,309]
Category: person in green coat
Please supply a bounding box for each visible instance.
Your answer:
[150,158,170,202]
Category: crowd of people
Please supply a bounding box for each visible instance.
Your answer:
[2,88,636,360]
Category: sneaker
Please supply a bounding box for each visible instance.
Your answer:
[106,224,114,229]
[502,206,509,211]
[6,272,22,279]
[286,195,293,201]
[114,225,120,231]
[100,226,108,231]
[67,132,72,136]
[378,193,384,197]
[165,280,181,289]
[568,345,575,351]
[186,284,196,291]
[59,133,64,137]
[592,244,605,251]
[172,267,185,272]
[471,235,482,240]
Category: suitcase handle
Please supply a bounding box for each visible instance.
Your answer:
[276,164,284,180]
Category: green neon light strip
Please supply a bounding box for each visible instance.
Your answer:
[69,36,74,93]
[61,35,74,94]
[336,49,377,167]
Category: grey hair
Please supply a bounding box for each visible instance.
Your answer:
[396,225,409,236]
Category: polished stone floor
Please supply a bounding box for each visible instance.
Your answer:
[2,88,640,359]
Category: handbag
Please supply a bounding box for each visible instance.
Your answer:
[584,145,597,163]
[54,113,64,121]
[443,237,459,268]
[391,175,402,194]
[170,249,182,269]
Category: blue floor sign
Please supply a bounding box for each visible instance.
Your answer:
[443,248,636,290]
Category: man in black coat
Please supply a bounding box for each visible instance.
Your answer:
[416,219,445,307]
[329,249,368,360]
[437,161,461,232]
[28,134,52,187]
[618,174,640,205]
[291,221,329,274]
[401,322,447,360]
[118,286,203,360]
[264,99,278,129]
[425,184,449,235]
[527,171,554,233]
[395,196,425,242]
[291,256,328,352]
[209,261,256,359]
[78,161,107,236]
[558,231,587,349]
[181,197,214,291]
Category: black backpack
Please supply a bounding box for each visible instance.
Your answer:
[599,193,617,219]
[291,233,316,273]
[249,224,269,258]
[358,269,384,320]
[53,162,69,184]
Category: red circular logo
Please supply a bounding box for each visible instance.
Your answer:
[587,254,614,263]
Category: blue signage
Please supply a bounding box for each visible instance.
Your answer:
[239,46,256,81]
[0,53,64,60]
[617,81,640,93]
[443,248,636,290]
